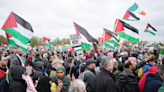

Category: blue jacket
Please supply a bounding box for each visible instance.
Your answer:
[65,61,80,78]
[142,63,152,75]
[143,73,162,92]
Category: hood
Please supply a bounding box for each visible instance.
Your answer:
[148,66,158,73]
[146,73,162,84]
[11,66,25,81]
[34,61,44,71]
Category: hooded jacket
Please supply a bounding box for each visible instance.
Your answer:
[10,66,26,92]
[33,61,45,83]
[143,73,163,92]
[138,66,158,92]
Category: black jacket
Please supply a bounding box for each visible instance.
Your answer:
[116,69,139,92]
[95,68,117,92]
[116,60,146,92]
[10,66,27,92]
[33,61,46,83]
[84,67,96,92]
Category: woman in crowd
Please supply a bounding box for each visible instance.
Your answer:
[51,66,70,92]
[37,76,52,92]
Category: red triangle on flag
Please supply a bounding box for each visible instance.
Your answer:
[133,43,134,45]
[37,45,39,47]
[123,10,130,19]
[114,19,124,33]
[128,41,130,44]
[103,28,111,42]
[98,37,101,42]
[5,32,12,39]
[6,42,9,46]
[62,42,65,47]
[1,43,4,47]
[47,39,50,43]
[73,22,82,39]
[41,37,46,43]
[2,12,17,29]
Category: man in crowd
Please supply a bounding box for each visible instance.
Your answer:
[116,54,155,92]
[10,49,24,71]
[84,59,97,92]
[95,56,116,92]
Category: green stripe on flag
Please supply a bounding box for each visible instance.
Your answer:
[81,42,93,51]
[159,48,164,55]
[145,30,155,35]
[8,39,26,52]
[115,31,139,43]
[3,28,30,44]
[102,42,114,49]
[105,40,119,47]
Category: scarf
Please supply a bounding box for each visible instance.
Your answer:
[56,66,69,92]
[16,54,25,67]
[22,74,37,92]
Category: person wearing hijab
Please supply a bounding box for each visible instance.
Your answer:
[37,76,52,92]
[51,66,70,92]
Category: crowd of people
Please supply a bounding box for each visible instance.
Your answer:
[0,47,164,92]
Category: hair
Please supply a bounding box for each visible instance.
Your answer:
[0,54,2,61]
[118,63,124,71]
[157,65,164,76]
[124,60,132,68]
[101,56,112,68]
[69,79,85,92]
[96,59,101,67]
[67,57,74,64]
[122,56,129,63]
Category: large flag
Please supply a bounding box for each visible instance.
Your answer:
[123,10,140,21]
[2,12,33,51]
[103,28,119,47]
[73,22,97,51]
[145,23,157,35]
[41,37,51,49]
[128,3,146,15]
[113,19,139,43]
[159,47,164,60]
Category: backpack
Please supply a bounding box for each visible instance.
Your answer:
[78,70,95,92]
[138,67,143,78]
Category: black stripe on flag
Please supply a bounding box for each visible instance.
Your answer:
[120,20,139,34]
[74,22,98,43]
[148,23,157,32]
[13,12,33,32]
[128,11,140,21]
[72,45,82,48]
[104,28,119,42]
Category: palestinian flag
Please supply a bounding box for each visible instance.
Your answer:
[6,42,9,46]
[128,3,146,15]
[102,42,115,49]
[103,28,119,47]
[49,41,57,45]
[98,37,102,42]
[2,12,33,52]
[145,23,157,35]
[139,41,143,46]
[41,37,51,49]
[159,47,164,60]
[113,19,139,43]
[128,41,132,46]
[1,43,4,47]
[73,22,97,51]
[123,10,140,21]
[6,32,27,51]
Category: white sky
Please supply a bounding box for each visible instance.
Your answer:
[0,0,164,43]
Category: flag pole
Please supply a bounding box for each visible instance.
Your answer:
[141,31,145,42]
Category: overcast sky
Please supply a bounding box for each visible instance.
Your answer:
[0,0,164,43]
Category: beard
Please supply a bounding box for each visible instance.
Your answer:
[19,54,22,56]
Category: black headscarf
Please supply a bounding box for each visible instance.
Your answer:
[36,76,51,92]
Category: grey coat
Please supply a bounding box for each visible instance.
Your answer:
[10,55,22,72]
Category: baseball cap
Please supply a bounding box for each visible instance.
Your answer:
[86,59,97,66]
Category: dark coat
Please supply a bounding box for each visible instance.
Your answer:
[143,73,163,92]
[84,67,96,92]
[10,66,26,92]
[33,61,46,83]
[95,68,117,92]
[116,69,139,92]
[9,55,22,71]
[0,68,6,92]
